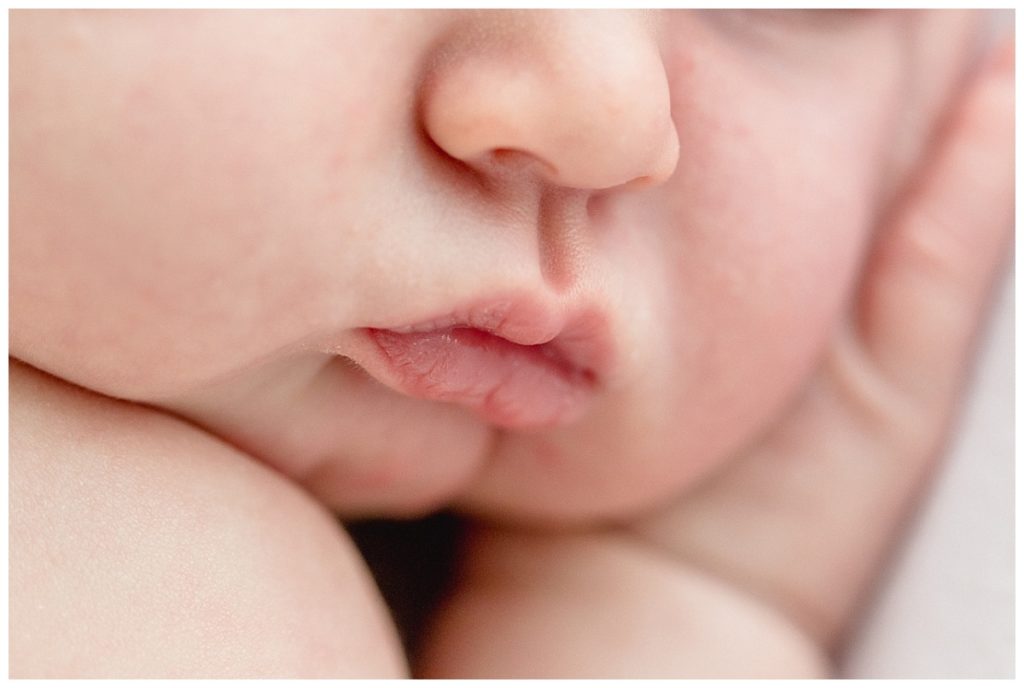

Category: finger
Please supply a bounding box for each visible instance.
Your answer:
[855,39,1014,411]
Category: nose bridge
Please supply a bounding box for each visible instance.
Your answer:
[419,10,680,191]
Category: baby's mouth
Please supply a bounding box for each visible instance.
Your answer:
[359,299,612,429]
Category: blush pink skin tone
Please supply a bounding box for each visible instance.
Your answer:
[10,10,984,522]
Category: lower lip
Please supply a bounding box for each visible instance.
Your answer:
[366,327,597,429]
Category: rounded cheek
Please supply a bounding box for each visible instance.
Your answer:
[639,119,880,507]
[665,203,867,477]
[10,12,420,399]
[648,137,877,509]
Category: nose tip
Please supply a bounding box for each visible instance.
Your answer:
[419,11,680,191]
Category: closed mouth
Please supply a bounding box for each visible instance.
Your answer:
[359,297,612,429]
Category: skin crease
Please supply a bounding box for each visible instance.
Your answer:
[11,9,983,527]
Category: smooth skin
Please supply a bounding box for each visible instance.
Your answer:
[10,362,408,678]
[10,10,1013,677]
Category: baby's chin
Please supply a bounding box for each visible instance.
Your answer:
[293,371,782,527]
[148,361,667,526]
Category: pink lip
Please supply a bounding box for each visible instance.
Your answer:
[361,298,612,429]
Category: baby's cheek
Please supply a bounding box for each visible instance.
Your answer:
[653,191,871,494]
[11,11,421,401]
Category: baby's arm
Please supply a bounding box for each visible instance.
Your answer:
[419,35,1013,680]
[10,360,406,678]
[419,526,827,678]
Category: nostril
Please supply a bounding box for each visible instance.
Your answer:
[490,148,521,164]
[487,147,560,181]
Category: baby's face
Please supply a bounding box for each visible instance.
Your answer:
[11,10,981,522]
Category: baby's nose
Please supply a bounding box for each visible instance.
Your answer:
[419,10,680,191]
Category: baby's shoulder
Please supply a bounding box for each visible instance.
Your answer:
[11,358,266,498]
[9,358,406,677]
[9,356,351,541]
[12,358,198,462]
